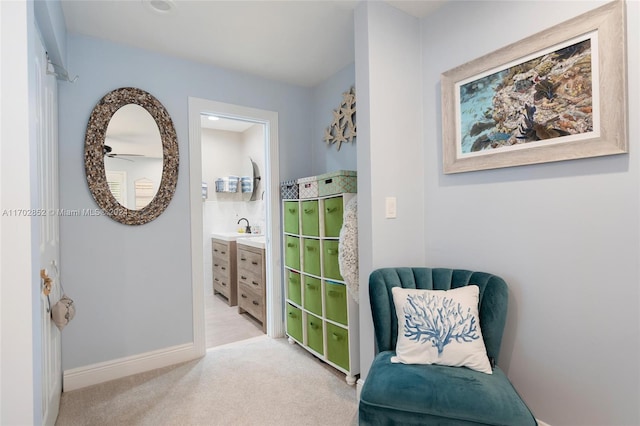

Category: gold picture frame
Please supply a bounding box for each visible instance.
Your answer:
[441,0,627,174]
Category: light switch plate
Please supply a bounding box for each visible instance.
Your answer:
[385,197,397,219]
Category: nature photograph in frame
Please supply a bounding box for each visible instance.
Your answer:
[441,0,627,174]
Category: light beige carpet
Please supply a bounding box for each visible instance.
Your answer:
[56,336,358,426]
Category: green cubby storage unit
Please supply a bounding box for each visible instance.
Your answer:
[306,314,324,355]
[325,281,348,326]
[323,196,344,237]
[284,236,300,270]
[286,270,301,305]
[282,187,359,385]
[302,238,321,276]
[284,201,299,234]
[303,275,322,316]
[301,200,320,236]
[326,323,350,371]
[323,240,342,281]
[286,304,303,343]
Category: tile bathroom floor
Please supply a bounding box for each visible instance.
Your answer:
[205,285,265,348]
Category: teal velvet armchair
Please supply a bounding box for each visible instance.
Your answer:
[358,267,537,425]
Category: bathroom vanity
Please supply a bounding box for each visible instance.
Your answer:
[211,237,237,306]
[236,237,267,333]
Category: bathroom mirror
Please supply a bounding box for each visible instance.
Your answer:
[85,87,179,225]
[249,158,261,201]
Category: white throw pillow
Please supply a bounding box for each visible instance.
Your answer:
[391,286,492,374]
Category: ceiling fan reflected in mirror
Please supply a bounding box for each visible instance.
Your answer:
[103,144,145,161]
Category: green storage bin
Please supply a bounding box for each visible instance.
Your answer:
[287,270,301,305]
[306,314,324,355]
[284,201,299,234]
[326,323,350,371]
[325,281,348,325]
[303,276,322,316]
[324,196,344,237]
[286,304,303,343]
[302,238,321,276]
[301,200,319,236]
[285,236,300,270]
[323,240,343,280]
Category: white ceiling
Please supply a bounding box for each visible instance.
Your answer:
[200,114,257,132]
[60,0,446,88]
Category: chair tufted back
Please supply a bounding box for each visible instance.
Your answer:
[369,267,509,364]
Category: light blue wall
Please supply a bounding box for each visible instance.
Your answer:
[311,63,357,176]
[58,34,314,369]
[34,0,67,68]
[355,0,426,379]
[418,1,639,424]
[52,2,640,424]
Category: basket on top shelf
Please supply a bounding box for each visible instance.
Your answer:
[280,179,299,199]
[317,170,356,196]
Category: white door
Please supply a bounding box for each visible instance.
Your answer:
[35,34,62,426]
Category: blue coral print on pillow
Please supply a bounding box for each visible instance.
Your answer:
[390,285,493,374]
[403,292,480,355]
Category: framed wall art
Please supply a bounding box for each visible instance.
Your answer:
[441,0,627,174]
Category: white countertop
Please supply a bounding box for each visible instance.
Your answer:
[211,232,262,242]
[236,236,266,249]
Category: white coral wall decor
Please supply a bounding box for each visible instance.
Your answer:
[325,86,356,151]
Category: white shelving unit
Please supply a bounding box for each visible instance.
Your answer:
[282,192,359,385]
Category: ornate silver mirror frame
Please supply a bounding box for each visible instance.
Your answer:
[84,87,179,225]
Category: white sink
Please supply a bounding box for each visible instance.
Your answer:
[237,236,266,249]
[211,232,261,241]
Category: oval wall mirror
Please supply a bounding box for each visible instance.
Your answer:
[104,104,163,211]
[85,87,179,225]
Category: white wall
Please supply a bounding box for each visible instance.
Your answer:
[58,34,313,371]
[355,1,426,378]
[201,126,266,289]
[0,1,41,423]
[419,1,639,424]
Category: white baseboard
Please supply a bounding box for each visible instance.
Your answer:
[63,342,202,391]
[356,378,364,402]
[536,420,552,426]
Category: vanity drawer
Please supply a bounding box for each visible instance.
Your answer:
[238,282,265,325]
[212,241,231,258]
[212,238,237,306]
[237,248,263,274]
[238,269,264,293]
[236,243,266,333]
[212,258,231,278]
[213,275,232,299]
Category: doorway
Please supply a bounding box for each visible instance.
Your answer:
[188,98,284,355]
[201,116,266,348]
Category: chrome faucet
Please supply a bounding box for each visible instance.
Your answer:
[237,217,251,234]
